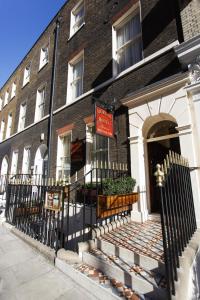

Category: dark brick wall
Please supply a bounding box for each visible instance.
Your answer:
[0,0,182,176]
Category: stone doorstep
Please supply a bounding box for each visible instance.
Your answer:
[82,250,167,300]
[92,215,131,239]
[55,256,141,300]
[96,238,165,276]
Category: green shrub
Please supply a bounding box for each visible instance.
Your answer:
[102,177,136,196]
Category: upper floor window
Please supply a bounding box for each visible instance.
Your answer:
[11,150,18,175]
[0,120,5,142]
[35,86,45,122]
[67,51,84,103]
[11,82,17,99]
[4,90,9,106]
[18,102,27,132]
[22,147,31,174]
[70,0,84,36]
[0,98,3,111]
[6,113,12,139]
[23,65,31,86]
[113,6,142,75]
[39,47,48,70]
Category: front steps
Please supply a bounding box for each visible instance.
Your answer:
[81,219,167,299]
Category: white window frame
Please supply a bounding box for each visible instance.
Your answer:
[18,102,27,132]
[67,50,84,103]
[11,82,17,99]
[6,113,12,139]
[23,64,31,87]
[70,0,85,37]
[85,124,109,181]
[11,150,18,175]
[4,90,9,106]
[112,2,143,76]
[39,46,49,70]
[56,131,72,182]
[0,120,5,142]
[35,86,46,122]
[22,147,31,174]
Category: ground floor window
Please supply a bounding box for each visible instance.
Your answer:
[86,125,109,170]
[56,133,71,181]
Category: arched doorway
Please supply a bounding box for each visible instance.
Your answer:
[147,120,181,213]
[1,156,9,176]
[34,144,48,176]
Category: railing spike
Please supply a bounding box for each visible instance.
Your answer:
[166,155,170,169]
[163,159,167,176]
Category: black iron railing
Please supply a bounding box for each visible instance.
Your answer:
[5,164,132,251]
[6,178,65,250]
[155,151,197,299]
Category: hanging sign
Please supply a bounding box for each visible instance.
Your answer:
[95,106,114,138]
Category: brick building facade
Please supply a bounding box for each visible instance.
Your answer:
[1,0,200,224]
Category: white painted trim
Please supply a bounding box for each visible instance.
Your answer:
[53,41,179,116]
[122,73,188,108]
[0,114,49,145]
[68,22,85,41]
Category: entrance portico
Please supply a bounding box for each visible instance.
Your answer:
[122,73,200,226]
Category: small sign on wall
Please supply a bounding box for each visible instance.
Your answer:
[95,106,114,138]
[45,189,62,210]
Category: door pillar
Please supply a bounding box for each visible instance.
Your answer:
[129,135,149,222]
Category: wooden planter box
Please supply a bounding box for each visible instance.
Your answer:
[14,206,41,217]
[97,192,139,218]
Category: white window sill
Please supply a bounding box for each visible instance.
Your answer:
[53,41,179,116]
[38,61,48,73]
[22,81,30,89]
[68,22,85,41]
[0,114,49,145]
[10,95,15,100]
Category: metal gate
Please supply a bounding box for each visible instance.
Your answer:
[155,151,197,299]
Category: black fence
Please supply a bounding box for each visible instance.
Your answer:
[155,151,197,299]
[5,164,133,251]
[6,178,65,250]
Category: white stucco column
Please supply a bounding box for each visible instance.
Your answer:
[129,135,148,222]
[185,83,200,227]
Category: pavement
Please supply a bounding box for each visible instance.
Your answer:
[0,225,97,300]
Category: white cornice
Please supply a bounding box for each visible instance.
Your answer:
[121,72,189,109]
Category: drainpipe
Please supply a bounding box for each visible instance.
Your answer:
[47,18,60,178]
[173,0,184,43]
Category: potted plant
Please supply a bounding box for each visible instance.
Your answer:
[97,177,138,218]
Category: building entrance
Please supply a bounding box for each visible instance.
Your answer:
[147,120,181,213]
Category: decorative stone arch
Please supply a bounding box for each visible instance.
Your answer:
[128,87,195,222]
[34,144,48,176]
[0,155,9,176]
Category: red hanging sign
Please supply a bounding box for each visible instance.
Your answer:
[96,106,114,138]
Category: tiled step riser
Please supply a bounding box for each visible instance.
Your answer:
[82,252,167,300]
[97,238,165,275]
[56,258,121,300]
[83,252,154,294]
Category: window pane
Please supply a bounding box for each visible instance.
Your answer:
[117,13,142,72]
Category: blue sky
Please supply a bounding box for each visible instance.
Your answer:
[0,0,67,89]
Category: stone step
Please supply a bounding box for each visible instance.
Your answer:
[56,255,141,300]
[82,249,167,299]
[148,214,161,222]
[96,238,165,275]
